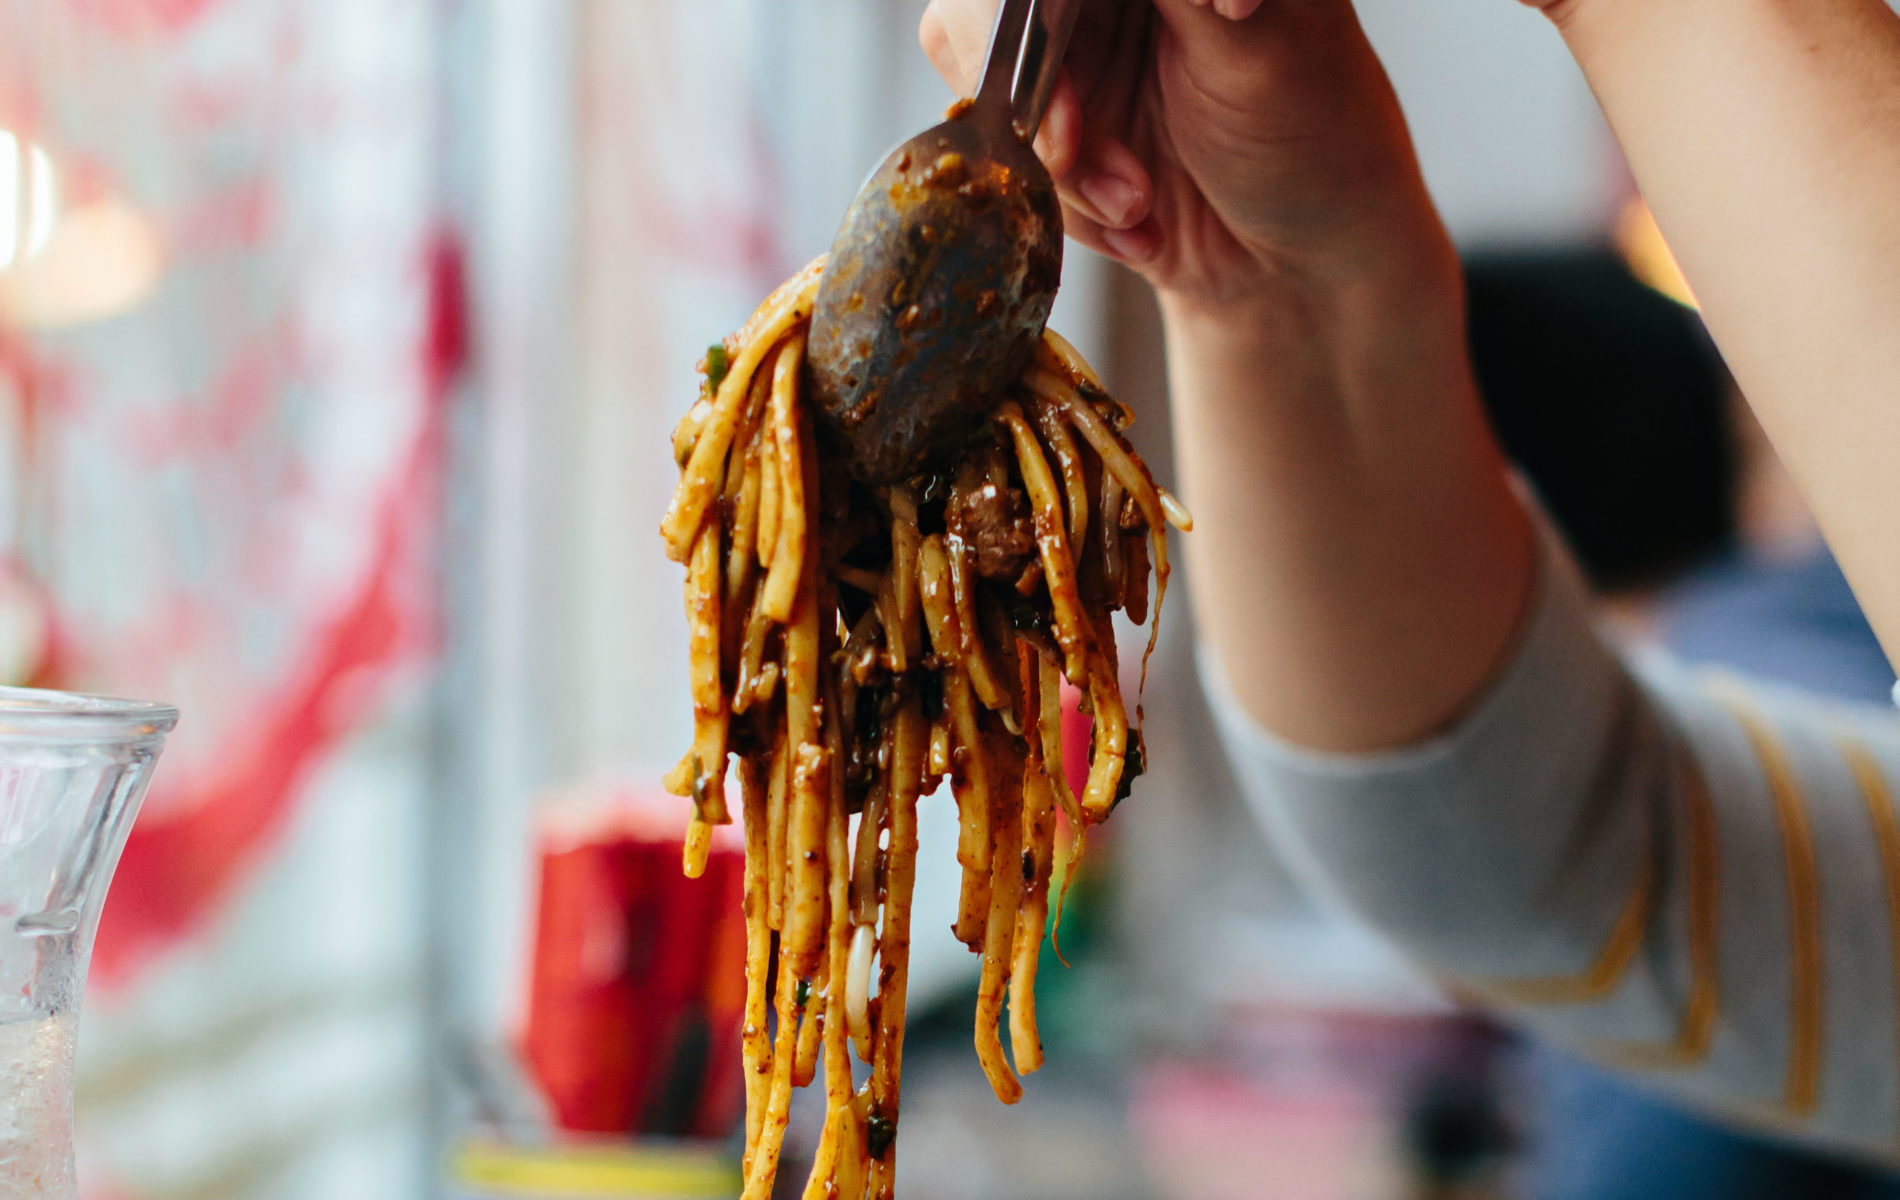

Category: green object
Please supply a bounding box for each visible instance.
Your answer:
[448,1140,741,1199]
[704,344,730,392]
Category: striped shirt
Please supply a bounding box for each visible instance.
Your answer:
[1208,516,1900,1160]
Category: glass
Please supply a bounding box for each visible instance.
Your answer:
[0,687,176,1198]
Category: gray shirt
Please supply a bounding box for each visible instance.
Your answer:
[1208,515,1900,1161]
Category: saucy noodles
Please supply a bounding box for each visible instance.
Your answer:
[662,257,1185,1199]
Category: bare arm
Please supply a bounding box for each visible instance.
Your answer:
[922,0,1534,751]
[1534,0,1900,667]
[1161,257,1532,752]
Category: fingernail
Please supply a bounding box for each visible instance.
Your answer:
[1033,125,1058,168]
[1078,172,1140,228]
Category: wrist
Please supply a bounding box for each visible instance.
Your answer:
[1156,222,1471,405]
[1160,194,1464,331]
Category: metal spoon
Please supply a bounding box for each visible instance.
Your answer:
[807,0,1082,485]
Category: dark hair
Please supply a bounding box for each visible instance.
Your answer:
[1466,247,1736,592]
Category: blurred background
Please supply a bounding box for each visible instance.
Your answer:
[2,1,1848,1198]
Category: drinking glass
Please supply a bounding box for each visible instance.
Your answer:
[0,687,176,1199]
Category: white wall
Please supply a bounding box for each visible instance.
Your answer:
[1358,0,1616,246]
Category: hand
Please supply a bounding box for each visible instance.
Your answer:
[920,0,1454,313]
[1515,0,1584,26]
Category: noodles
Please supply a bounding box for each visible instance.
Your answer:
[1011,667,1059,1077]
[665,258,1181,1198]
[994,401,1092,684]
[738,756,771,1172]
[972,740,1027,1106]
[760,337,809,624]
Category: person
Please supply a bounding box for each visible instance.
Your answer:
[1521,0,1900,680]
[1468,249,1900,1198]
[919,0,1900,1160]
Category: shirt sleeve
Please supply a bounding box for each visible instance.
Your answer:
[1205,514,1900,1160]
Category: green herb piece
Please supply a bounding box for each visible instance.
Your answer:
[705,343,731,392]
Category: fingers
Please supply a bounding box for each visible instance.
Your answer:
[925,3,1088,185]
[1183,0,1269,17]
[919,0,994,96]
[1152,0,1375,135]
[1031,71,1083,180]
[1101,215,1164,265]
[1065,134,1153,231]
[1063,205,1163,268]
[920,1,956,84]
[920,0,1156,255]
[918,0,966,92]
[1153,0,1303,67]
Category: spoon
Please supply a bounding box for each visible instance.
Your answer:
[807,0,1081,485]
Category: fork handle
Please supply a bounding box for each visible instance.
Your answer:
[1012,0,1084,138]
[975,0,1084,140]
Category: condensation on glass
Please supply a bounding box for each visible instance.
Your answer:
[0,688,174,1199]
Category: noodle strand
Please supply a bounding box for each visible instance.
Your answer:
[667,262,1175,1200]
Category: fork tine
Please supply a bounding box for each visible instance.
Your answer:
[976,0,1037,114]
[1012,0,1083,136]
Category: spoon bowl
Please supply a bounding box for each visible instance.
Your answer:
[806,0,1078,485]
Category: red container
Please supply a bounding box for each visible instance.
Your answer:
[521,795,745,1138]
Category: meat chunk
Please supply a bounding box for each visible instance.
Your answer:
[954,480,1036,582]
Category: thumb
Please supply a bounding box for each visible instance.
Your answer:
[1146,0,1385,104]
[1146,0,1310,76]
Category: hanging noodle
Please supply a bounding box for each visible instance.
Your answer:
[664,257,1186,1200]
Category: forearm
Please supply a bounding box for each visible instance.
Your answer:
[1213,515,1900,1154]
[1549,0,1900,664]
[1163,241,1535,752]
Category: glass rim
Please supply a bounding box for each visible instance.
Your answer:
[0,685,179,739]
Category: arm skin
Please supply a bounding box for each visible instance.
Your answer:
[1159,252,1534,754]
[1531,0,1900,669]
[921,0,1535,753]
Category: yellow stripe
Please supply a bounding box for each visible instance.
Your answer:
[1478,853,1655,1006]
[448,1142,742,1198]
[1840,734,1900,1142]
[1723,694,1825,1116]
[1600,755,1719,1068]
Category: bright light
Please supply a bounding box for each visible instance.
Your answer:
[27,146,55,260]
[0,131,16,270]
[0,130,60,273]
[0,199,163,328]
[1616,197,1697,311]
[0,129,161,328]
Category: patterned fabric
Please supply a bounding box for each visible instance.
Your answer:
[1,2,440,1195]
[1209,513,1900,1159]
[0,0,442,981]
[1531,545,1900,1199]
